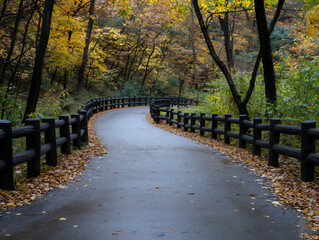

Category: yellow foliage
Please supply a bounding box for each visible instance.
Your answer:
[304,5,319,37]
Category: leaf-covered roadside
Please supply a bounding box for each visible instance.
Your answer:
[0,111,108,211]
[147,115,319,240]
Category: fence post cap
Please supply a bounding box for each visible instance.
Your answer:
[25,118,40,122]
[42,117,55,120]
[270,118,281,121]
[0,120,11,124]
[301,120,316,125]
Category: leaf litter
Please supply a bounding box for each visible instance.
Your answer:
[147,114,319,239]
[0,109,108,211]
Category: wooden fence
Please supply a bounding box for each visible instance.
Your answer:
[150,100,319,182]
[0,96,193,190]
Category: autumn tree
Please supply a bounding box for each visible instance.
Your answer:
[192,0,285,115]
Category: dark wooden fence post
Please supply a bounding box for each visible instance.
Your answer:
[239,115,248,148]
[224,114,231,144]
[184,112,189,131]
[106,97,110,110]
[71,113,82,149]
[169,109,174,126]
[177,111,182,128]
[78,110,89,143]
[212,113,218,139]
[59,115,71,154]
[93,99,98,113]
[200,112,205,136]
[109,98,112,109]
[116,98,120,108]
[301,120,316,181]
[0,120,13,190]
[269,118,281,167]
[190,113,196,133]
[166,107,170,124]
[98,98,102,112]
[252,118,262,155]
[134,97,137,106]
[25,119,41,178]
[155,107,160,124]
[122,98,125,108]
[42,117,57,166]
[102,98,107,111]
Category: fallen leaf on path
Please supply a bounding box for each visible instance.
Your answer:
[112,231,123,236]
[147,114,319,238]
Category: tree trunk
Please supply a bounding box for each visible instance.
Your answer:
[138,44,156,95]
[0,0,9,23]
[192,0,248,115]
[23,0,55,122]
[0,0,24,85]
[178,79,185,98]
[77,0,95,91]
[254,0,277,105]
[9,7,35,84]
[243,0,285,105]
[50,67,58,86]
[190,1,198,91]
[218,12,234,70]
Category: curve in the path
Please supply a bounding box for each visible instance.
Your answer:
[0,107,308,240]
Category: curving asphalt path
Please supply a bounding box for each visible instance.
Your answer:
[0,107,308,239]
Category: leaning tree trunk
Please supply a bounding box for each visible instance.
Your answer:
[77,0,95,91]
[254,0,277,105]
[23,0,55,122]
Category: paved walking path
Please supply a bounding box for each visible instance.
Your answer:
[0,107,307,239]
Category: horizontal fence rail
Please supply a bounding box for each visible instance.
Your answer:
[0,96,194,190]
[150,99,319,182]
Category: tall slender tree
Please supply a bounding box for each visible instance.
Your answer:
[23,0,55,122]
[254,0,277,105]
[77,0,95,91]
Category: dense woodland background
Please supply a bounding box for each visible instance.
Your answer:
[0,0,318,126]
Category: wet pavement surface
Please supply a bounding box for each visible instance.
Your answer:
[0,107,308,239]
